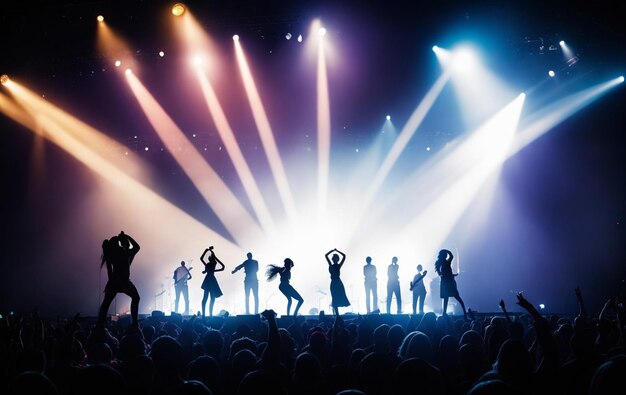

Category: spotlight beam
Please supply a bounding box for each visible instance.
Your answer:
[0,92,38,131]
[373,93,522,225]
[367,71,450,203]
[234,40,299,225]
[125,72,265,246]
[96,18,138,72]
[0,89,241,256]
[379,78,623,238]
[172,10,219,64]
[0,92,46,191]
[509,77,624,158]
[345,70,451,241]
[317,35,331,217]
[195,70,276,235]
[4,80,147,180]
[560,40,575,62]
[398,94,525,263]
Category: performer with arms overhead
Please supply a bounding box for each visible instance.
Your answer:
[97,231,141,329]
[325,248,350,316]
[200,246,225,318]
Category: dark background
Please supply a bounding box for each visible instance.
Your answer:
[1,0,625,316]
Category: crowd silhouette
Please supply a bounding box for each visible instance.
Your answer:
[3,284,626,395]
[3,237,626,395]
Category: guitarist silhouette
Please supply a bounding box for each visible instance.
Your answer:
[410,264,427,315]
[173,260,193,315]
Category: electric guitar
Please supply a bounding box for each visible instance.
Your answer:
[409,270,427,291]
[174,267,193,286]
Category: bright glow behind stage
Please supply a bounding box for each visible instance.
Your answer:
[1,6,624,317]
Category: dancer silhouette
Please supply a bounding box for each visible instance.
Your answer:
[97,231,141,328]
[173,260,192,315]
[410,264,428,315]
[266,258,303,316]
[200,246,225,318]
[387,256,402,314]
[363,256,378,313]
[434,249,467,319]
[326,248,350,315]
[232,252,259,314]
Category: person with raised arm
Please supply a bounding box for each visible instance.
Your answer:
[326,248,351,316]
[232,252,259,315]
[515,292,559,388]
[434,248,467,319]
[266,258,303,316]
[97,231,141,329]
[498,297,513,325]
[199,246,225,318]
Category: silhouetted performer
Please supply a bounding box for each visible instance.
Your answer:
[387,256,402,314]
[200,246,225,318]
[232,252,259,314]
[410,264,428,315]
[363,256,378,313]
[173,260,192,315]
[97,231,141,328]
[326,248,350,315]
[434,249,467,319]
[266,258,303,316]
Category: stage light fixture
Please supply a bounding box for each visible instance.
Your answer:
[125,68,132,75]
[159,51,165,57]
[559,40,565,46]
[97,15,104,22]
[172,3,185,16]
[0,74,9,85]
[432,45,439,52]
[192,55,202,66]
[619,76,624,83]
[233,34,239,41]
[297,34,303,43]
[386,115,391,120]
[114,60,121,67]
[548,70,555,77]
[319,27,326,36]
[285,33,292,40]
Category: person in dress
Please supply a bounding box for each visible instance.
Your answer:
[326,248,350,315]
[434,249,467,319]
[200,246,225,318]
